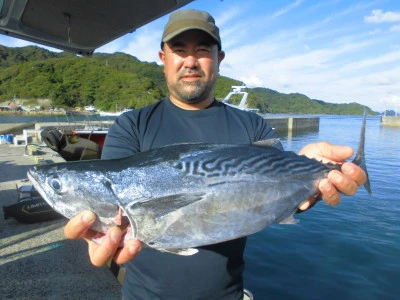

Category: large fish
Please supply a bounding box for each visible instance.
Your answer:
[28,113,371,255]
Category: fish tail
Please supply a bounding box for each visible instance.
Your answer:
[352,109,372,194]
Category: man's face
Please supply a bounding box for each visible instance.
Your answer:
[159,30,225,107]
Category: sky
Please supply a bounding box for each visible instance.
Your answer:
[0,0,399,112]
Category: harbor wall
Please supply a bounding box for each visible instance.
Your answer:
[0,121,36,135]
[264,116,319,132]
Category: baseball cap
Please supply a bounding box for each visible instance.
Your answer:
[161,9,221,50]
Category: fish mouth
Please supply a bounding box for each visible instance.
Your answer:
[27,170,54,209]
[117,207,136,244]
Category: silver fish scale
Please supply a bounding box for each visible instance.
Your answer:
[173,146,329,179]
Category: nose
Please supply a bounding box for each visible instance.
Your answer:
[183,52,199,69]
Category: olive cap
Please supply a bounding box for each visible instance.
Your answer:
[161,9,221,50]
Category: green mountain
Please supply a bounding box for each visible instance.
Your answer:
[0,45,371,114]
[251,88,373,115]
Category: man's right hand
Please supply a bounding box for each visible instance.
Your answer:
[64,210,143,267]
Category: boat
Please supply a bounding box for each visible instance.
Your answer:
[222,86,260,114]
[40,127,104,161]
[99,108,133,117]
[84,105,97,112]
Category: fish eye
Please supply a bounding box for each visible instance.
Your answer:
[48,176,63,192]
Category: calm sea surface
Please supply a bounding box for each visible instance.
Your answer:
[1,114,399,299]
[245,115,400,300]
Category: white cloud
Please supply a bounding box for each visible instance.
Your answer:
[390,24,400,32]
[96,39,124,54]
[241,75,264,87]
[120,28,162,63]
[338,51,400,73]
[0,35,61,52]
[364,9,400,23]
[271,0,305,19]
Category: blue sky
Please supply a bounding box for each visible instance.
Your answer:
[1,0,399,112]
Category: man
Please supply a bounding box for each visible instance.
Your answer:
[65,9,366,299]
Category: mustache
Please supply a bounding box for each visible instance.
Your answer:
[178,70,204,79]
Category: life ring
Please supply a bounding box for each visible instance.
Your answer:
[40,127,67,152]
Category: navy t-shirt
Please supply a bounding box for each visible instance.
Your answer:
[102,98,277,300]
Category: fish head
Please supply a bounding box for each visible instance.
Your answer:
[27,162,120,233]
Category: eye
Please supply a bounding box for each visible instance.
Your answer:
[47,176,63,192]
[198,47,210,53]
[172,48,185,54]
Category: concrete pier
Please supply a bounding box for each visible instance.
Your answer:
[34,121,114,131]
[0,122,36,135]
[0,141,121,298]
[264,116,319,132]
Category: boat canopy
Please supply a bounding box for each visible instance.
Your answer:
[0,0,193,56]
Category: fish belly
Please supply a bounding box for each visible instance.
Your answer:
[126,178,318,250]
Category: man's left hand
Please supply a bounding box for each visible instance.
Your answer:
[297,142,367,211]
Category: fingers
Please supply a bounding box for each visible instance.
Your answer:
[64,210,97,240]
[321,143,354,163]
[86,227,122,267]
[114,239,143,265]
[64,211,143,267]
[299,162,367,211]
[320,162,366,206]
[341,162,367,186]
[319,178,341,206]
[299,142,354,163]
[86,230,143,266]
[319,169,356,206]
[64,211,121,267]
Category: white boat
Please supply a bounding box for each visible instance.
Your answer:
[99,108,133,117]
[84,105,97,112]
[222,86,260,114]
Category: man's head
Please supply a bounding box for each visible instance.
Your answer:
[159,10,225,109]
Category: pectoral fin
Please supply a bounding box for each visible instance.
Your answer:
[159,248,199,256]
[129,193,206,219]
[278,214,299,224]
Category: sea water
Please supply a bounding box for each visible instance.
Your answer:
[244,115,400,299]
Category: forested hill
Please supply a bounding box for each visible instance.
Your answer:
[0,45,371,114]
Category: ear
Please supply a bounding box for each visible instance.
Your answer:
[217,51,225,72]
[158,50,165,64]
[218,51,225,64]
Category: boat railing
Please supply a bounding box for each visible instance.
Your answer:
[222,86,259,113]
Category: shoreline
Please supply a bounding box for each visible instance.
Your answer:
[0,111,97,116]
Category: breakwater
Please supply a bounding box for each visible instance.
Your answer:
[263,116,319,132]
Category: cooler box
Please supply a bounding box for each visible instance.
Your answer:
[5,134,13,144]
